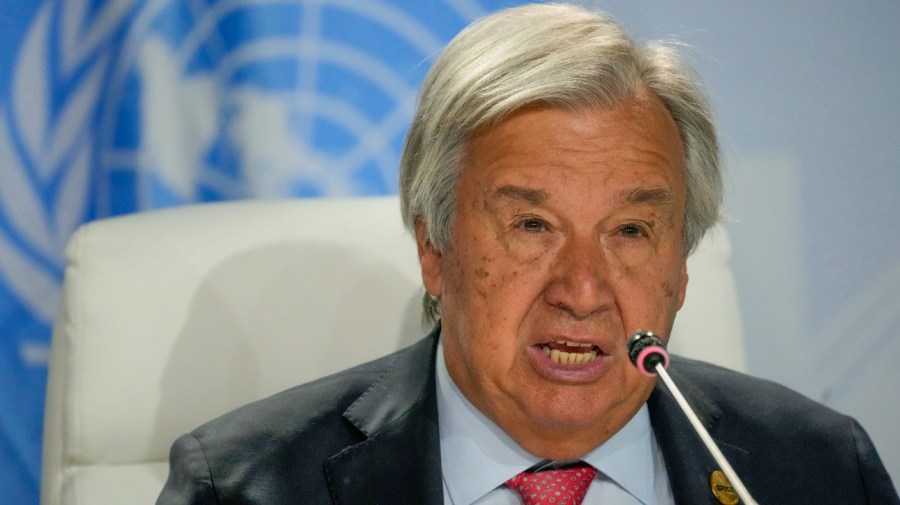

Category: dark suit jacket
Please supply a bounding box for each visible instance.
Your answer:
[157,330,898,504]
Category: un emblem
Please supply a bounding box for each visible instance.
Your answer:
[98,0,507,212]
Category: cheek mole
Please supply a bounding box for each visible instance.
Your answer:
[501,270,520,283]
[661,280,676,299]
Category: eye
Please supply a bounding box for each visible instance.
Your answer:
[618,223,648,238]
[517,217,548,233]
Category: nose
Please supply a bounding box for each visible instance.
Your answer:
[542,235,615,319]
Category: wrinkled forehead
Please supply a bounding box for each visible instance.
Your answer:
[459,91,686,182]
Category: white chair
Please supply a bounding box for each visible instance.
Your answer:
[40,195,745,505]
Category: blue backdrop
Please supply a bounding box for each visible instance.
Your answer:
[5,1,900,503]
[0,1,524,502]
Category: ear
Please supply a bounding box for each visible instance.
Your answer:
[675,254,689,311]
[415,220,443,298]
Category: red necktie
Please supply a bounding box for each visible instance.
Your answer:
[506,463,598,505]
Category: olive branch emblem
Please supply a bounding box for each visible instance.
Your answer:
[0,1,134,335]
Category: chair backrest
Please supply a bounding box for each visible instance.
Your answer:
[41,195,745,505]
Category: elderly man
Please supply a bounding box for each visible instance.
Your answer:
[158,3,898,504]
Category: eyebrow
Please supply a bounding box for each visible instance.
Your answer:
[487,184,675,209]
[491,185,550,205]
[616,187,676,207]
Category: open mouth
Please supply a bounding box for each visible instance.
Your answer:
[540,340,602,365]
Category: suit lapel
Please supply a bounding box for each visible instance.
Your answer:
[324,330,444,505]
[648,357,750,505]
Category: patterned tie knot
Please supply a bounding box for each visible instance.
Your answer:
[506,463,598,505]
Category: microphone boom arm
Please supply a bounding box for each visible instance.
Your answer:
[628,330,759,505]
[653,362,759,505]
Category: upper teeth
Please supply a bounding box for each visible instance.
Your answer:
[543,345,599,364]
[542,341,599,365]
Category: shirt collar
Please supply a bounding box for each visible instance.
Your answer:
[581,399,658,504]
[436,339,659,505]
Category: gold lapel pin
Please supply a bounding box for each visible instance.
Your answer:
[710,470,740,504]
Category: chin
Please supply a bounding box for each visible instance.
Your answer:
[514,381,653,448]
[516,428,608,460]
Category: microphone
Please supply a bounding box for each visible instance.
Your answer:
[627,330,669,376]
[628,330,760,505]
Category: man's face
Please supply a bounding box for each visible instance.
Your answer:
[417,92,689,459]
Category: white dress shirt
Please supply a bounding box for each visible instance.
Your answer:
[436,342,675,505]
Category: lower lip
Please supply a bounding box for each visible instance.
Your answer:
[526,345,613,383]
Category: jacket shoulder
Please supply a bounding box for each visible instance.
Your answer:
[667,355,837,420]
[659,356,899,504]
[158,337,432,504]
[192,343,404,456]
